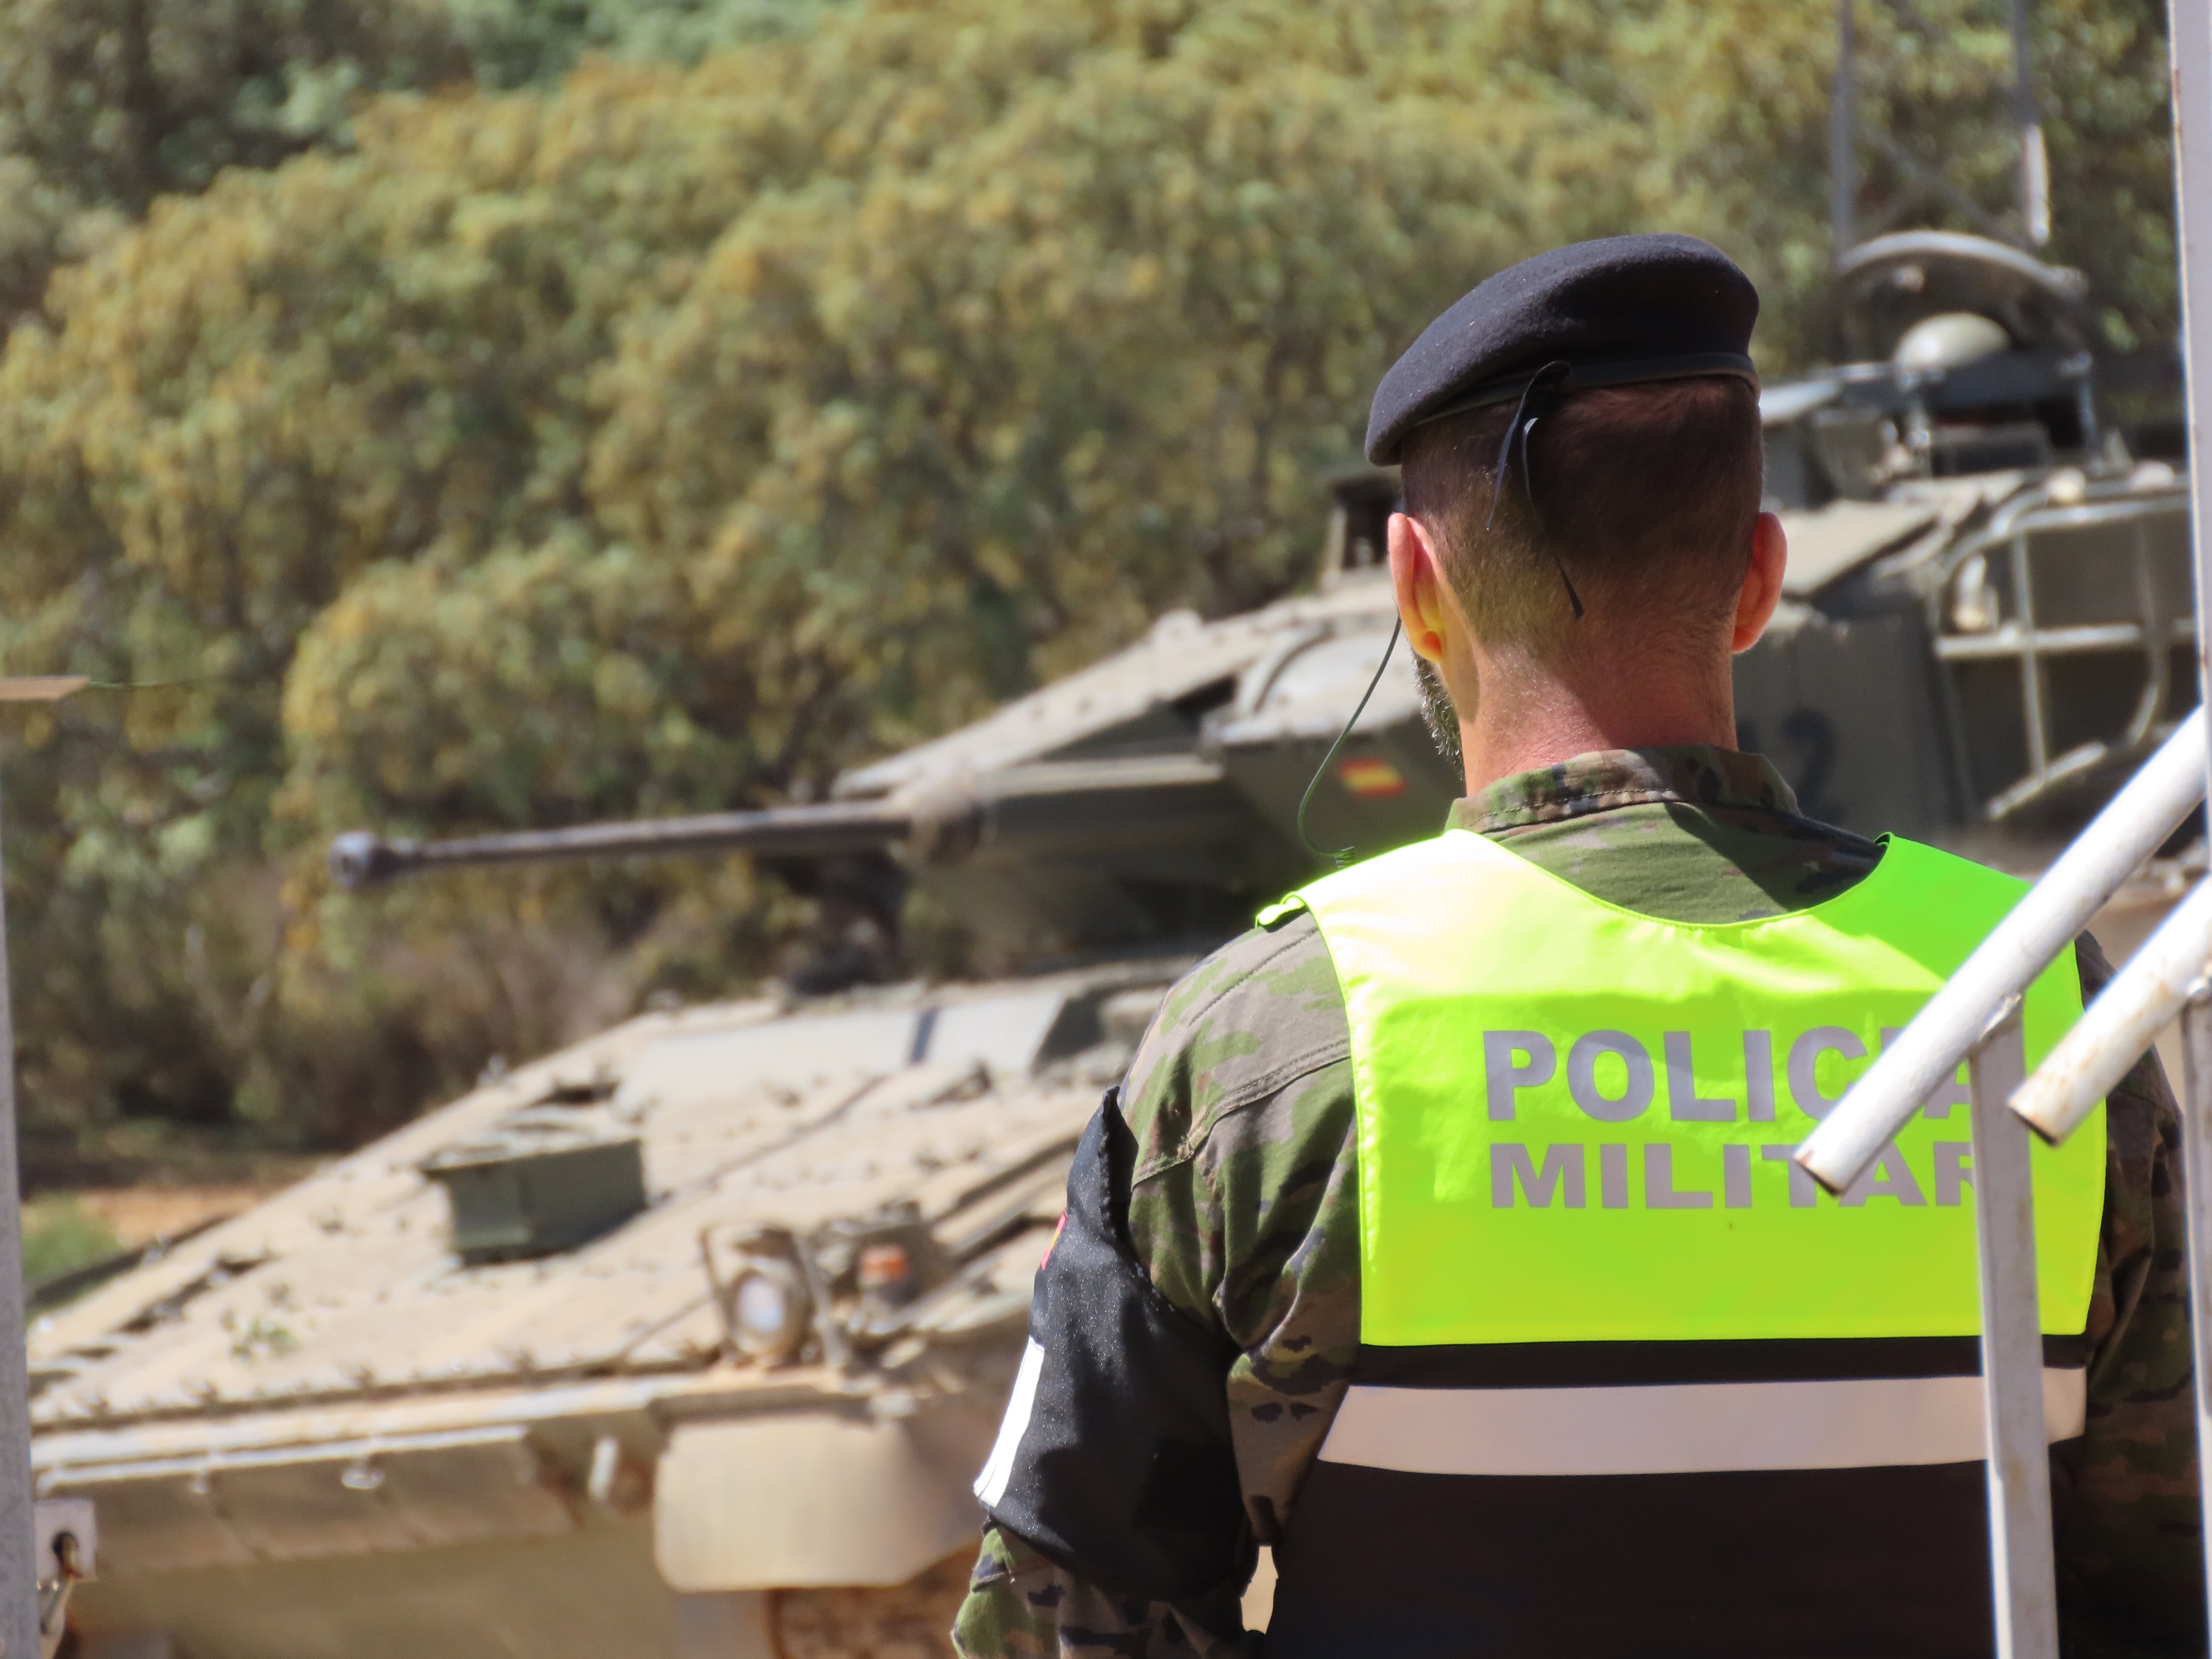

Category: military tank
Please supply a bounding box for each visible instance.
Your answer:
[29,230,2195,1659]
[29,480,1455,1659]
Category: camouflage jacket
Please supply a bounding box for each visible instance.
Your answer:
[954,747,2199,1659]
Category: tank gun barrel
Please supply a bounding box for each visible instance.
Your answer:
[329,754,1271,895]
[329,800,913,891]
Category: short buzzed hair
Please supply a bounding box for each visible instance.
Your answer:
[1398,377,1764,661]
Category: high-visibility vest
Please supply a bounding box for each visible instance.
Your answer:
[1260,830,2102,1659]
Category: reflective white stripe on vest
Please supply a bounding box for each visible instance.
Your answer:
[973,1338,1045,1505]
[1319,1370,2088,1476]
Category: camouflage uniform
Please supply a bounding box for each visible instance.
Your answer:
[955,747,2199,1659]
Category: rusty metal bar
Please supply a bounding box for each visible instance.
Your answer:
[2010,878,2212,1142]
[1797,712,2206,1194]
[1970,1014,2060,1659]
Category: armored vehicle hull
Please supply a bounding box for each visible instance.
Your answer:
[34,964,1175,1657]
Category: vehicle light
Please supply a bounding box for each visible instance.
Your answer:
[726,1258,812,1363]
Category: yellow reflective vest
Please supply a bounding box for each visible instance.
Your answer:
[1260,830,2102,1659]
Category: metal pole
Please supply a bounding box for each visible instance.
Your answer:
[1969,1014,2060,1659]
[1832,0,1859,258]
[2171,0,2212,1624]
[2180,995,2212,1623]
[1799,714,2207,1194]
[2006,0,2050,247]
[2012,877,2212,1143]
[2179,0,2212,657]
[0,777,38,1659]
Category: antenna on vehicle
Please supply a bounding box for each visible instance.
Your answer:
[2005,0,2051,247]
[1829,0,2053,258]
[1831,0,1858,255]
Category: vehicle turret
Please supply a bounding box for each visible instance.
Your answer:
[327,476,1460,981]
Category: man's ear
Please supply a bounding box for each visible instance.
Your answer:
[1388,512,1454,663]
[1731,511,1788,654]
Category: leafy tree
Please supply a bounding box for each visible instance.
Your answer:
[0,0,853,332]
[0,0,467,211]
[445,0,844,87]
[0,0,476,326]
[0,0,2179,1166]
[279,538,753,829]
[0,4,1134,1149]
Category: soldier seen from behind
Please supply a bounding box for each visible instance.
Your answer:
[954,236,2201,1658]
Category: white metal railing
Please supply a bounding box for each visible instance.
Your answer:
[1796,6,2212,1652]
[1796,715,2207,1658]
[1798,714,2208,1190]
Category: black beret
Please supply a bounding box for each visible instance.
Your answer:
[1365,234,1759,465]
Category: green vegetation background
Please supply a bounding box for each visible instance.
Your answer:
[0,0,2178,1179]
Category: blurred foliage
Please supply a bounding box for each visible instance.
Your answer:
[0,0,471,325]
[0,0,841,330]
[0,0,467,210]
[20,1195,122,1288]
[446,0,845,87]
[0,0,2179,1169]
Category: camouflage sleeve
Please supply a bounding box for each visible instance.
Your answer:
[950,914,1357,1655]
[1119,911,1361,1536]
[2056,934,2204,1654]
[952,1523,1243,1659]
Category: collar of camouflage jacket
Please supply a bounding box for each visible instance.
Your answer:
[1448,746,1801,835]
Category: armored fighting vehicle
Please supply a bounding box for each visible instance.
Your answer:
[30,493,1452,1659]
[29,230,2195,1659]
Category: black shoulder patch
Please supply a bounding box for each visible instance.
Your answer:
[979,1089,1252,1603]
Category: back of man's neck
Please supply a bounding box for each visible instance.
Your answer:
[1457,680,1738,795]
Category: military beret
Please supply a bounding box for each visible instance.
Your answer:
[1364,234,1760,465]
